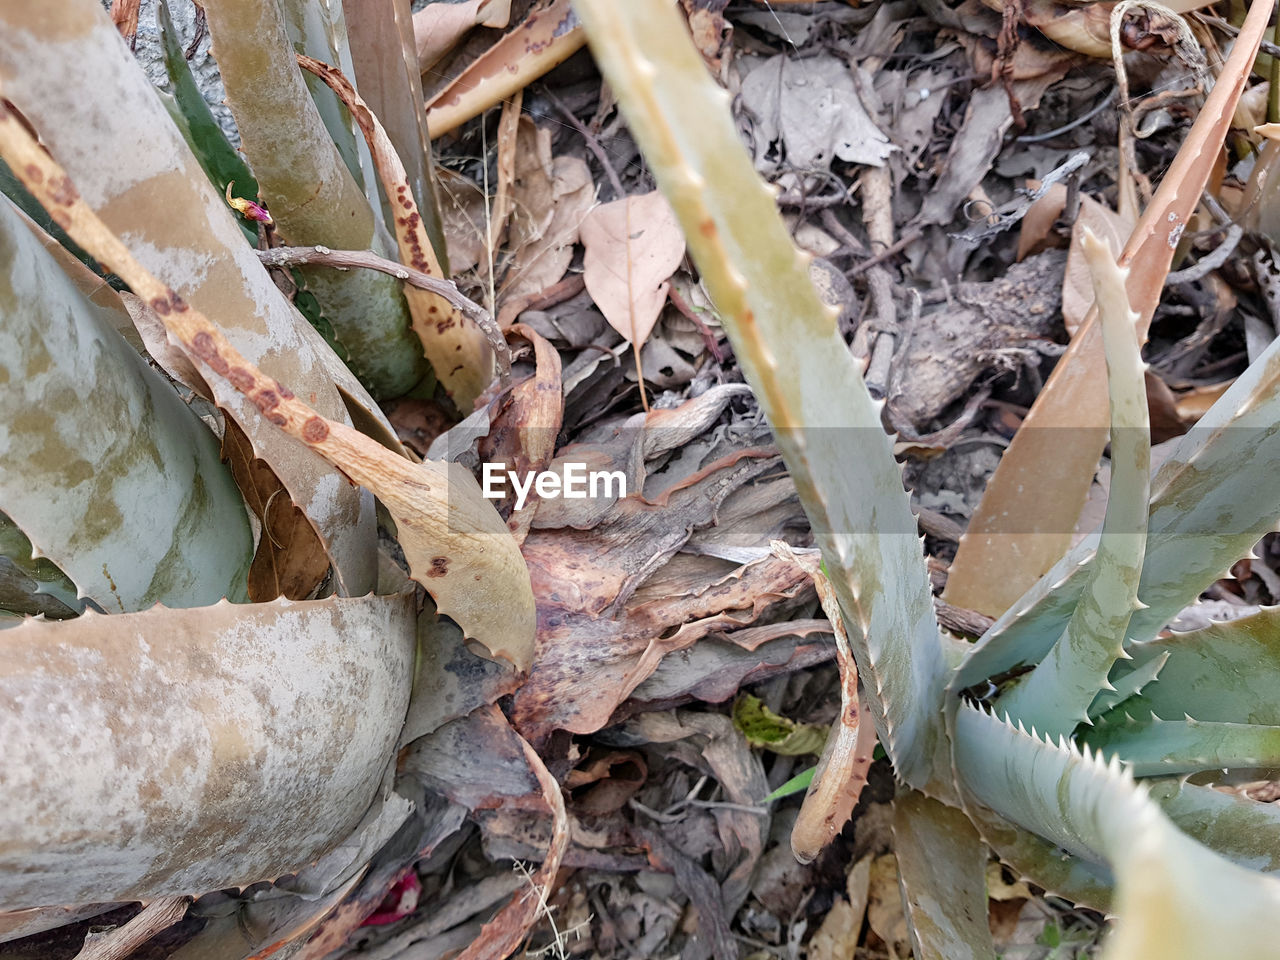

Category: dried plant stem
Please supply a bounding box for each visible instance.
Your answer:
[256,245,511,385]
[455,732,568,960]
[73,897,189,960]
[860,165,897,398]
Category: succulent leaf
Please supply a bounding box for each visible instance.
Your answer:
[0,0,379,597]
[953,314,1280,701]
[893,790,997,960]
[571,0,947,792]
[1115,607,1280,725]
[156,0,259,244]
[1148,777,1280,874]
[0,196,252,611]
[0,107,535,664]
[0,592,415,907]
[202,0,429,400]
[996,230,1149,738]
[1082,713,1280,777]
[954,704,1280,959]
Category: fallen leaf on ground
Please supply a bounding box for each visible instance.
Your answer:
[501,118,595,306]
[739,53,893,173]
[580,190,686,349]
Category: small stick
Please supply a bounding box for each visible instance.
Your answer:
[860,166,898,399]
[256,245,511,385]
[544,86,626,200]
[73,897,189,960]
[847,227,921,277]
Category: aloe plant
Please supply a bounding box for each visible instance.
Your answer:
[0,0,534,939]
[573,0,1280,955]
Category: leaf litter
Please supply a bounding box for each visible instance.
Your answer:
[11,0,1280,956]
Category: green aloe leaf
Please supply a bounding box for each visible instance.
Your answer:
[0,511,79,619]
[0,197,252,611]
[1114,607,1280,725]
[953,704,1280,960]
[967,803,1113,913]
[1081,713,1280,777]
[1149,777,1280,874]
[893,790,996,960]
[571,0,947,793]
[277,0,380,213]
[1088,650,1168,719]
[996,231,1150,738]
[953,334,1280,700]
[0,0,378,597]
[202,0,428,400]
[0,592,415,907]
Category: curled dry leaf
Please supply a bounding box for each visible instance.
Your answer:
[424,0,586,138]
[413,0,510,74]
[0,100,536,667]
[580,190,687,349]
[401,705,569,960]
[0,593,415,907]
[296,54,495,411]
[221,418,331,602]
[501,117,595,306]
[772,542,878,864]
[477,323,564,543]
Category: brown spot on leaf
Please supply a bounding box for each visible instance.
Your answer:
[23,164,42,185]
[190,331,230,375]
[49,175,79,206]
[302,417,329,443]
[699,219,715,238]
[226,367,254,391]
[425,556,450,578]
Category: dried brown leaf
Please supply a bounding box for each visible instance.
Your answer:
[424,0,586,138]
[580,190,686,349]
[773,542,878,864]
[1064,195,1134,335]
[222,418,331,602]
[297,54,495,410]
[501,119,595,305]
[476,323,564,543]
[945,0,1272,614]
